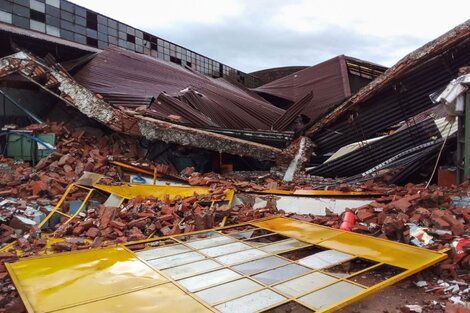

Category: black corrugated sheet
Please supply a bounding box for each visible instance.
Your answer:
[308,118,447,177]
[311,36,470,155]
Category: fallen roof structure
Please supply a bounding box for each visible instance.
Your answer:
[253,55,386,123]
[309,116,456,179]
[73,47,285,130]
[0,51,288,162]
[306,19,470,156]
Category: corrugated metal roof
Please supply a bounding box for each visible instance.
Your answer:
[308,117,455,178]
[310,36,470,155]
[307,19,470,149]
[73,47,285,130]
[253,56,351,122]
[252,55,386,124]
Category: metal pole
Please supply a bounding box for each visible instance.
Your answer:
[464,91,470,179]
[0,89,43,124]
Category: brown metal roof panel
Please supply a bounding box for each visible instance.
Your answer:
[253,55,352,122]
[253,55,346,102]
[73,47,284,130]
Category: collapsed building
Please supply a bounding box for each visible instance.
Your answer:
[0,1,469,312]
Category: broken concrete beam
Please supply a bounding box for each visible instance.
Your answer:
[282,136,315,182]
[0,52,286,162]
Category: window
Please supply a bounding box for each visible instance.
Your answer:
[86,11,97,30]
[86,37,98,47]
[126,34,135,43]
[30,10,45,23]
[170,56,182,65]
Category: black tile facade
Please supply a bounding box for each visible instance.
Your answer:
[0,0,259,86]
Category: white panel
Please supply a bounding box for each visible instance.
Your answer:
[30,0,45,12]
[177,269,242,292]
[274,272,337,297]
[136,244,190,260]
[298,250,354,269]
[162,259,221,280]
[195,278,263,305]
[215,289,285,313]
[299,281,364,310]
[147,251,204,269]
[30,20,45,33]
[233,256,289,275]
[0,11,12,24]
[45,0,60,8]
[215,249,269,266]
[186,235,235,249]
[200,242,251,257]
[259,239,309,253]
[253,264,310,285]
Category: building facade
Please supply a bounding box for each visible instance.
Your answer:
[0,0,260,86]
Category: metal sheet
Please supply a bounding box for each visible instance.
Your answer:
[254,55,386,122]
[6,246,167,313]
[8,217,447,313]
[57,283,212,313]
[92,184,235,210]
[309,118,449,178]
[214,289,286,313]
[74,47,285,130]
[93,183,212,200]
[308,22,470,155]
[194,278,263,305]
[252,217,446,270]
[0,51,286,161]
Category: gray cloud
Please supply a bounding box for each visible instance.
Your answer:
[149,7,425,72]
[70,0,431,73]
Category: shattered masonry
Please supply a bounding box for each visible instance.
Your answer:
[0,3,469,313]
[0,52,286,162]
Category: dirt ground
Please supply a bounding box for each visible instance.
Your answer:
[338,277,445,313]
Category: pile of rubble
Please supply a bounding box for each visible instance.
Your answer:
[0,122,140,201]
[51,191,232,247]
[286,183,470,285]
[0,252,22,313]
[3,191,278,256]
[0,121,467,312]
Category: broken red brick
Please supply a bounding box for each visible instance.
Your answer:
[109,220,126,230]
[356,208,376,221]
[388,197,412,212]
[51,242,73,252]
[85,227,99,238]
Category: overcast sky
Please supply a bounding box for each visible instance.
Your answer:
[70,0,470,73]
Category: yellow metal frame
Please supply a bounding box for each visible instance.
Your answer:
[7,216,447,313]
[37,183,95,229]
[93,183,233,201]
[1,184,235,254]
[0,183,96,254]
[6,246,213,313]
[259,189,383,197]
[110,160,161,177]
